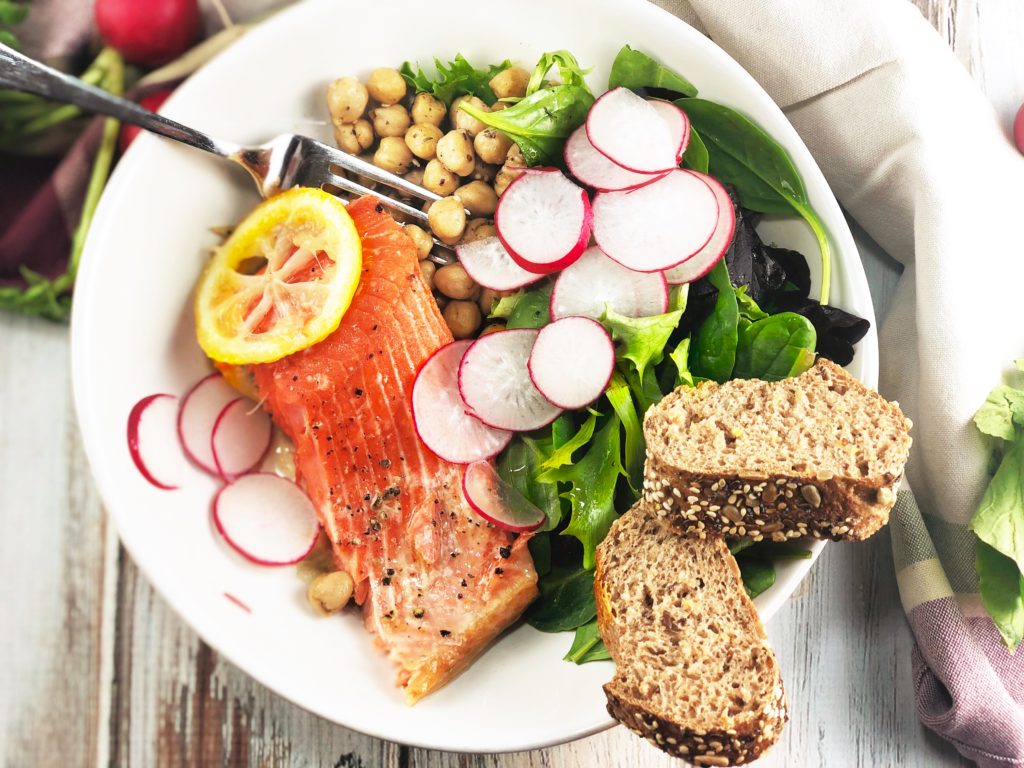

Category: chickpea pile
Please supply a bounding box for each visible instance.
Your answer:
[326,65,530,339]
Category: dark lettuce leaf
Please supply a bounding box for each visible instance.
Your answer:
[678,278,719,333]
[772,292,870,366]
[724,202,786,306]
[765,245,811,298]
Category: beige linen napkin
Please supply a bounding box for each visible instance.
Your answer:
[652,0,1024,764]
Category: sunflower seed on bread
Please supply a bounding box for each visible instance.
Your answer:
[595,504,787,765]
[641,359,912,542]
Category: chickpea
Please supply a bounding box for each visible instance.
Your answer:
[436,130,476,177]
[404,224,433,260]
[506,143,526,167]
[489,66,530,100]
[411,92,446,126]
[479,322,507,337]
[434,263,477,300]
[422,159,460,196]
[474,128,514,165]
[371,104,410,138]
[494,163,524,196]
[455,180,498,216]
[307,570,354,616]
[333,118,374,154]
[450,95,490,136]
[366,67,406,104]
[404,123,443,160]
[418,259,436,289]
[326,76,369,123]
[427,196,467,245]
[373,136,414,175]
[462,219,497,243]
[472,158,499,182]
[478,287,511,315]
[444,300,482,339]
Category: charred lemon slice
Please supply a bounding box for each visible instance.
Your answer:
[195,188,361,364]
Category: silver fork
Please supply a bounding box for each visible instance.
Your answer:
[0,44,455,261]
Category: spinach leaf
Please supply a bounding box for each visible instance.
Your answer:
[970,438,1024,575]
[607,44,697,98]
[733,312,817,382]
[540,416,624,569]
[564,619,611,664]
[538,413,597,476]
[605,372,645,495]
[505,283,552,329]
[497,437,562,530]
[668,337,694,387]
[736,556,776,599]
[771,292,870,366]
[602,307,683,383]
[461,85,594,166]
[976,539,1024,652]
[690,260,738,383]
[735,286,769,322]
[526,50,592,95]
[682,127,709,174]
[679,98,833,304]
[678,278,719,333]
[974,385,1024,442]
[400,54,512,105]
[741,542,813,560]
[526,564,596,632]
[529,535,552,577]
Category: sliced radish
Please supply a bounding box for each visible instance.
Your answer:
[463,460,546,533]
[648,99,690,162]
[212,473,319,565]
[458,329,562,431]
[494,168,592,274]
[412,340,513,463]
[177,372,240,474]
[455,236,544,291]
[663,172,737,284]
[592,169,719,272]
[564,124,666,192]
[211,397,274,481]
[586,87,679,173]
[550,246,668,321]
[127,393,186,490]
[528,317,615,410]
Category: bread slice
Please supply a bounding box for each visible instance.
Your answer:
[595,504,786,765]
[642,359,911,542]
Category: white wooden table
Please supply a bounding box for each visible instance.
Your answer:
[1,1,1020,765]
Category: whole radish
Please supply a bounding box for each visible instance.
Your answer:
[1015,101,1024,155]
[95,0,201,68]
[118,88,175,154]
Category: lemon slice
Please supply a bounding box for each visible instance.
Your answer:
[195,188,361,365]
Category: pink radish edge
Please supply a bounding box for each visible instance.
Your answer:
[462,461,546,533]
[585,87,680,174]
[127,393,180,490]
[647,99,690,162]
[177,372,238,475]
[550,246,670,321]
[563,124,667,193]
[664,171,738,284]
[455,236,544,292]
[211,397,274,481]
[527,317,616,410]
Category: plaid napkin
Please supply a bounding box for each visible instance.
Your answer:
[655,0,1024,764]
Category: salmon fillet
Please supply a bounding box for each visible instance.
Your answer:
[252,197,538,703]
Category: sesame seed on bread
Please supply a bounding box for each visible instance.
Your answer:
[595,504,787,765]
[641,359,912,542]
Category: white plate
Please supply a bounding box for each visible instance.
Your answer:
[71,0,877,753]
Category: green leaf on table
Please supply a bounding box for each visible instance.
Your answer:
[974,385,1024,442]
[970,438,1024,575]
[732,312,817,382]
[538,412,597,475]
[540,416,624,569]
[690,259,739,383]
[526,564,597,632]
[400,54,511,105]
[682,127,709,173]
[564,619,612,664]
[607,44,697,98]
[605,372,645,494]
[976,539,1024,652]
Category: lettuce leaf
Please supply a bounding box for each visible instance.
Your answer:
[976,539,1024,652]
[602,307,683,383]
[399,54,511,105]
[537,412,597,476]
[605,372,644,495]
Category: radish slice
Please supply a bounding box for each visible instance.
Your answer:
[211,398,274,481]
[564,125,666,192]
[592,169,719,272]
[177,373,239,474]
[127,393,186,490]
[586,87,679,173]
[663,172,737,284]
[648,99,690,162]
[458,329,562,431]
[494,168,592,274]
[463,461,546,533]
[528,317,615,410]
[412,340,513,463]
[212,473,319,565]
[455,236,544,291]
[550,246,668,321]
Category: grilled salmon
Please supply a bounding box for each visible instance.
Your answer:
[252,197,538,703]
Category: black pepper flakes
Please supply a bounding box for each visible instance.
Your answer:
[375,202,384,213]
[412,607,425,619]
[379,458,391,469]
[385,568,395,576]
[460,579,467,587]
[457,593,463,600]
[499,545,512,559]
[494,567,504,575]
[450,551,459,558]
[439,629,451,637]
[370,519,381,532]
[381,576,391,586]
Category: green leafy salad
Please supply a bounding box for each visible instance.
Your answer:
[402,45,870,663]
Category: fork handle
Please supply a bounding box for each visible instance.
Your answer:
[0,43,239,157]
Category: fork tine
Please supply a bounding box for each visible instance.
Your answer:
[322,172,432,225]
[319,141,442,205]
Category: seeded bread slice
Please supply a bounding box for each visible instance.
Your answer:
[642,359,912,542]
[595,504,786,765]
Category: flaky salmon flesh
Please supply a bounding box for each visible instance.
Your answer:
[252,197,538,703]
